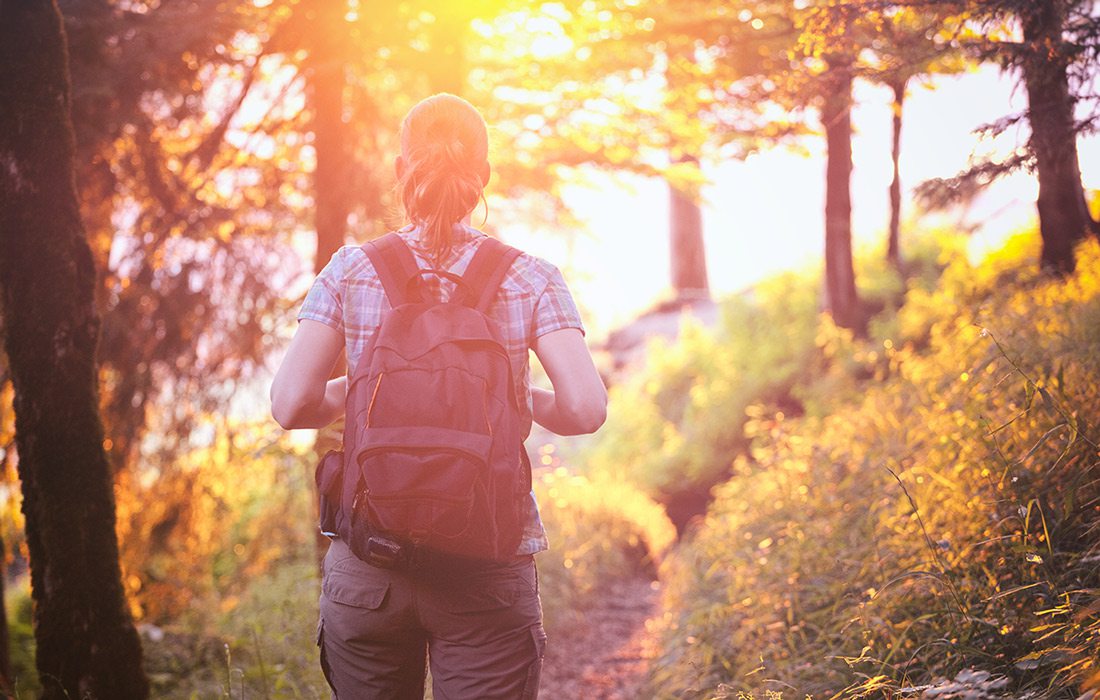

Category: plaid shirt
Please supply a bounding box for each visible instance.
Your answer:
[298,224,585,555]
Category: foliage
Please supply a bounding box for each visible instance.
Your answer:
[583,234,948,517]
[142,560,328,699]
[115,423,316,622]
[647,236,1100,698]
[111,422,327,698]
[116,438,673,695]
[5,579,39,698]
[533,459,677,630]
[584,274,819,505]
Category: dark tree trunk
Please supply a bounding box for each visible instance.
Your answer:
[668,167,710,299]
[1020,0,1095,275]
[887,78,906,270]
[304,0,352,274]
[822,57,862,332]
[0,2,148,698]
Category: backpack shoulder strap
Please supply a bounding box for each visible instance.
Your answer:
[462,236,522,313]
[362,232,422,306]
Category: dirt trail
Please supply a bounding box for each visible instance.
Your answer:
[540,576,663,699]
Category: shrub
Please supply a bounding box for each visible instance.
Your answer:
[534,461,676,630]
[647,237,1100,698]
[583,271,821,524]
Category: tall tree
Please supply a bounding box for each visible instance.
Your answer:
[1017,0,1097,273]
[0,0,148,696]
[53,0,309,619]
[786,1,870,330]
[868,7,969,269]
[820,52,862,331]
[300,0,355,273]
[910,0,1100,273]
[668,161,710,298]
[665,48,711,300]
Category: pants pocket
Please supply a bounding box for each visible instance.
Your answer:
[317,617,336,697]
[521,625,548,700]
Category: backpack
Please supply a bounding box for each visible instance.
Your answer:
[315,232,530,568]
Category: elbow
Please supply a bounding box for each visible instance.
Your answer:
[271,405,297,431]
[580,404,607,434]
[563,396,607,435]
[270,399,299,431]
[270,385,308,431]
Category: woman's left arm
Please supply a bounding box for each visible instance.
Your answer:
[270,319,346,429]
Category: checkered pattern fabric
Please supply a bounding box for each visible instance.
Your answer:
[298,224,586,555]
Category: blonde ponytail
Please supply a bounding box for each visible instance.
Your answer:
[398,95,489,264]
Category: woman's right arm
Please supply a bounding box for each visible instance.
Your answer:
[531,328,607,435]
[270,319,346,430]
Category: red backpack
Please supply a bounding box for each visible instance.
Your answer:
[315,232,529,568]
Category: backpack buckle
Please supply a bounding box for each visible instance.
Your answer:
[364,536,404,570]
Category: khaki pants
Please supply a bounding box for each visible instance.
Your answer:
[317,537,546,699]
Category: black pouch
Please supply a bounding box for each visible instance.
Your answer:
[315,449,344,537]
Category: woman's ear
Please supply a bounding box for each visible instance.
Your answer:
[479,160,490,186]
[395,156,406,180]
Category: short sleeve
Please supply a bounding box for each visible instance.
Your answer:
[297,249,345,334]
[531,265,585,340]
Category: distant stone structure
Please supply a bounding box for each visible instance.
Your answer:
[599,292,719,380]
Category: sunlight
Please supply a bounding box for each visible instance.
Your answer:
[6,1,1100,697]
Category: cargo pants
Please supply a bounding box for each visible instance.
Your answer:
[317,537,547,699]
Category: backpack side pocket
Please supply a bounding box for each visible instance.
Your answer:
[315,450,345,537]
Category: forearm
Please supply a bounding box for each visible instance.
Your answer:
[531,386,603,436]
[273,376,346,429]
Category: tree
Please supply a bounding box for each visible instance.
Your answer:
[757,0,869,331]
[1016,0,1098,273]
[820,51,862,331]
[471,1,796,302]
[665,48,712,300]
[866,7,969,269]
[909,0,1100,273]
[298,0,356,273]
[52,0,310,618]
[0,0,148,696]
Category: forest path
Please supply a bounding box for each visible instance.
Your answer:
[540,575,663,699]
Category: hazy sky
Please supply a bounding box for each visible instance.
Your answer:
[503,64,1100,337]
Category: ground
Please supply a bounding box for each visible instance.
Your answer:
[540,576,662,699]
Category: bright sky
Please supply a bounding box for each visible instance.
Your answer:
[502,64,1100,339]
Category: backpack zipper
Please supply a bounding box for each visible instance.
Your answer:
[365,372,384,427]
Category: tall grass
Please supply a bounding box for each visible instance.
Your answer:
[644,235,1100,698]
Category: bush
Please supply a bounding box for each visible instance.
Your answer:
[582,232,953,533]
[533,461,676,630]
[647,237,1100,698]
[583,271,821,525]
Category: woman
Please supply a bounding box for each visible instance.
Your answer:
[270,93,607,699]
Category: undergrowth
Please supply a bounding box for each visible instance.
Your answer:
[644,234,1100,698]
[534,462,677,630]
[581,230,950,531]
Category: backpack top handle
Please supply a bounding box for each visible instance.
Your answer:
[407,268,473,305]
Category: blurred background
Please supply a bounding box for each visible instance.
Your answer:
[2,0,1100,697]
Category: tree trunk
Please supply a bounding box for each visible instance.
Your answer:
[304,0,352,274]
[888,77,906,270]
[0,2,148,698]
[668,166,710,299]
[822,57,862,332]
[1020,0,1095,275]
